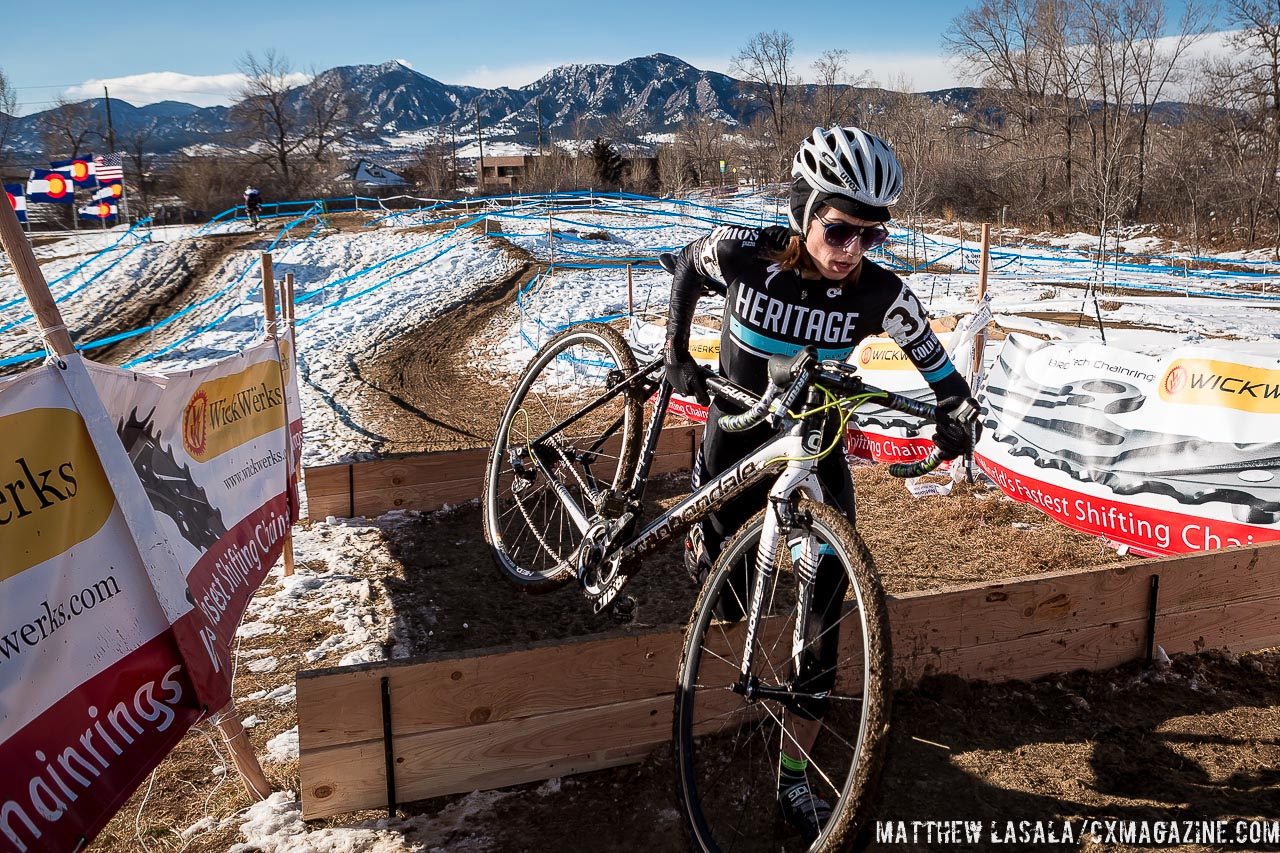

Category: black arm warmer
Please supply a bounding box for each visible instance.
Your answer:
[665,243,706,352]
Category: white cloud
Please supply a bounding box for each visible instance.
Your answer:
[454,62,563,89]
[61,70,310,109]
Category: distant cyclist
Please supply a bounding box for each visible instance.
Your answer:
[664,125,981,843]
[244,185,262,228]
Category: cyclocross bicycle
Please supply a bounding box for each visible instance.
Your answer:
[481,267,972,853]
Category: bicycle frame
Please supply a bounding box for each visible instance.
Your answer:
[531,354,836,636]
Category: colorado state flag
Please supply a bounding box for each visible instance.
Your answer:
[79,200,117,220]
[28,169,75,203]
[5,185,27,223]
[50,156,97,187]
[93,182,123,202]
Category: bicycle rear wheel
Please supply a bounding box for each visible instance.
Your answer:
[673,499,891,852]
[482,322,642,592]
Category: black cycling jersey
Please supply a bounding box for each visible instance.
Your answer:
[673,224,970,403]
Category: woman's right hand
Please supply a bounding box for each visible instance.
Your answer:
[663,344,710,405]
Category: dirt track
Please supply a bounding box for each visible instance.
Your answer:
[79,224,1280,853]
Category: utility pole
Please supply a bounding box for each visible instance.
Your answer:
[536,96,543,156]
[103,86,117,152]
[450,122,458,192]
[475,101,486,196]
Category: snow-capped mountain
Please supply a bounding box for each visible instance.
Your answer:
[2,54,989,160]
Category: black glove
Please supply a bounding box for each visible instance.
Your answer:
[664,343,709,406]
[933,396,983,460]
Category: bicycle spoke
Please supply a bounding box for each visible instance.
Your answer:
[675,500,890,853]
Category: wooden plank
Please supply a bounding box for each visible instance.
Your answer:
[302,425,699,519]
[301,694,674,819]
[897,589,1280,683]
[300,590,1280,818]
[297,544,1280,819]
[298,629,684,750]
[888,544,1280,658]
[303,463,353,519]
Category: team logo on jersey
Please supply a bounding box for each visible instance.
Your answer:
[827,287,842,298]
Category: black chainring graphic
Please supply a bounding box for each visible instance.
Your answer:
[984,335,1280,524]
[117,408,228,550]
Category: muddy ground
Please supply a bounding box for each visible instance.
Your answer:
[78,221,1280,852]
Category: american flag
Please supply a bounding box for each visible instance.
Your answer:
[94,152,124,182]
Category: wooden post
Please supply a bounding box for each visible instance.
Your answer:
[284,273,296,324]
[627,263,634,316]
[0,195,74,356]
[277,276,296,579]
[260,263,296,578]
[261,254,277,335]
[967,223,993,484]
[212,702,271,800]
[283,271,301,573]
[548,213,554,267]
[975,223,990,377]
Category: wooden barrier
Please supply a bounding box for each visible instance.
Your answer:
[303,425,700,519]
[297,541,1280,819]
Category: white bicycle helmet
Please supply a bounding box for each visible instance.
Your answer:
[788,126,902,232]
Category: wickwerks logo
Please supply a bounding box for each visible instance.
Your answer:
[182,361,287,462]
[1163,366,1187,395]
[183,390,209,457]
[1158,358,1280,414]
[857,340,913,370]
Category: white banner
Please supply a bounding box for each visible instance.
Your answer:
[0,333,301,851]
[978,334,1280,555]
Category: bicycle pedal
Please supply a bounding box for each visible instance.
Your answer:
[609,595,637,624]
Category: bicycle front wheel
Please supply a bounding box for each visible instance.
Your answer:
[674,499,891,852]
[482,322,642,592]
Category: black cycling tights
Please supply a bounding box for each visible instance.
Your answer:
[692,401,857,720]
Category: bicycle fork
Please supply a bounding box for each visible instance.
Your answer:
[733,460,824,705]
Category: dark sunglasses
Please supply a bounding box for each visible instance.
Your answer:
[817,215,889,250]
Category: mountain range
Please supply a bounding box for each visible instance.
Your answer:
[1,53,989,162]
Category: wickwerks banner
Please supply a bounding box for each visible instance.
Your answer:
[0,334,300,851]
[979,334,1280,556]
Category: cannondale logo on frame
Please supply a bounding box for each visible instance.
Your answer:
[1164,366,1188,395]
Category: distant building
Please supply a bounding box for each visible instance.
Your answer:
[478,156,535,192]
[346,160,409,189]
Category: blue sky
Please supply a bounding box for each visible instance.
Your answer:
[5,0,985,114]
[6,0,1233,115]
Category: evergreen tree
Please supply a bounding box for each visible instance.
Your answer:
[590,136,625,188]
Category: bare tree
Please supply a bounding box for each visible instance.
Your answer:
[232,50,304,194]
[231,50,360,198]
[299,68,364,165]
[656,142,697,195]
[123,119,160,213]
[403,121,456,198]
[732,31,798,170]
[810,50,871,128]
[945,0,1081,223]
[1122,0,1208,216]
[1220,0,1280,244]
[39,96,103,159]
[174,152,247,217]
[0,68,15,164]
